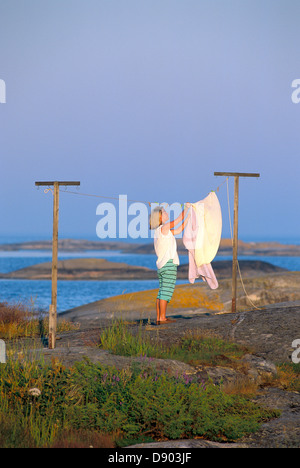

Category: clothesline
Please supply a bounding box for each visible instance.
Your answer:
[41,176,229,206]
[37,175,262,312]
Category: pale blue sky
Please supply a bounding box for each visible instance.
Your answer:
[0,0,300,242]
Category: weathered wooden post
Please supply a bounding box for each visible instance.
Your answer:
[214,172,260,313]
[35,181,80,348]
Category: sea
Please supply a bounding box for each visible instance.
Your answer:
[0,235,299,314]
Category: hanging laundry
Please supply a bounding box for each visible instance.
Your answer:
[183,191,222,289]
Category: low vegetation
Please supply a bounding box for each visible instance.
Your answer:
[99,319,249,369]
[0,301,79,340]
[274,362,300,393]
[0,356,280,448]
[0,308,292,448]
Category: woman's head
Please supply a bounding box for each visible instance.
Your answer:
[149,206,169,229]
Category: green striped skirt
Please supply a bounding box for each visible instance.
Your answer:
[157,259,178,303]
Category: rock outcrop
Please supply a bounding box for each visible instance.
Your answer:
[0,258,288,281]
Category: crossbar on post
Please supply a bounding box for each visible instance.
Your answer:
[35,180,80,349]
[214,172,260,313]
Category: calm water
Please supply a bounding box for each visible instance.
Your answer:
[0,250,187,312]
[0,245,299,313]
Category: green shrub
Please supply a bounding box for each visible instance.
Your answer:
[0,355,279,448]
[99,320,248,368]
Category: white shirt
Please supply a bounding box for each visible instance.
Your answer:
[154,225,180,269]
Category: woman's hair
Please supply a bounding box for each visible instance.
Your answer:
[149,206,162,230]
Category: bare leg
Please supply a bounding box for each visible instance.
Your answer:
[159,299,168,322]
[156,299,176,325]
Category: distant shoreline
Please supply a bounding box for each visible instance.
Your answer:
[0,258,287,281]
[0,238,299,256]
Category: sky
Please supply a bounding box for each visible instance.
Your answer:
[0,0,300,243]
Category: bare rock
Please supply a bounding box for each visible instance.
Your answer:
[241,354,277,382]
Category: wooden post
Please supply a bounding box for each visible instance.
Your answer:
[49,181,59,349]
[232,176,239,314]
[35,181,80,348]
[214,172,260,313]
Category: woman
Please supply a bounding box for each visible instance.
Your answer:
[149,204,191,324]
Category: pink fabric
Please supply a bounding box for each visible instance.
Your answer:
[183,193,220,290]
[187,250,219,289]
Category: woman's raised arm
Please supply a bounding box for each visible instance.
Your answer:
[169,203,191,229]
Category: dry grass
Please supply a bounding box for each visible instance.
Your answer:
[0,301,38,339]
[0,301,79,340]
[271,363,300,392]
[222,376,259,397]
[0,301,31,323]
[49,429,115,448]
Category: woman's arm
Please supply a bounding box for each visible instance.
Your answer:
[161,204,191,235]
[169,204,191,229]
[171,208,191,235]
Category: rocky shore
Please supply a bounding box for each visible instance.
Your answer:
[0,258,155,280]
[0,258,288,281]
[47,269,300,449]
[2,238,300,448]
[51,289,300,448]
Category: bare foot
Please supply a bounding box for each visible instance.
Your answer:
[157,318,176,325]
